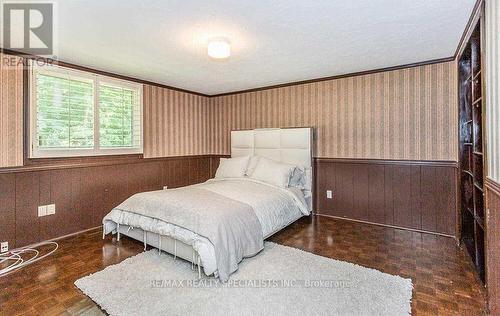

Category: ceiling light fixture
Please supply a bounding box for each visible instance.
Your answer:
[207,38,231,59]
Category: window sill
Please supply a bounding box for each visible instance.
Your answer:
[24,153,145,169]
[0,154,216,174]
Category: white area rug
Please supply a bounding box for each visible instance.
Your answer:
[75,242,412,316]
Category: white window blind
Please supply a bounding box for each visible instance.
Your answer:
[35,72,94,149]
[99,81,141,149]
[30,65,143,158]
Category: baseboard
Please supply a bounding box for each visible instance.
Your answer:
[315,214,456,238]
[11,226,101,252]
[314,158,458,237]
[315,157,458,167]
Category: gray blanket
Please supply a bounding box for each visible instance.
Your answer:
[114,187,264,281]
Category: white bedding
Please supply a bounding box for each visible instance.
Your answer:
[103,178,309,277]
[199,178,308,237]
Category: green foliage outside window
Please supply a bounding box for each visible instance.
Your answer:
[35,72,140,151]
[36,74,94,148]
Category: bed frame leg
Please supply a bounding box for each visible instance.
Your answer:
[197,255,201,279]
[191,249,195,270]
[158,234,162,256]
[143,231,147,251]
[117,223,120,242]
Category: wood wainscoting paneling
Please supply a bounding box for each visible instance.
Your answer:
[206,155,458,237]
[315,158,458,236]
[0,156,211,249]
[486,178,500,315]
[208,154,230,178]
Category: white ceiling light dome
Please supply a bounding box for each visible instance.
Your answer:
[207,38,231,59]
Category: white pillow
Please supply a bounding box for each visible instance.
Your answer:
[249,157,296,188]
[215,156,250,179]
[289,167,306,189]
[245,156,261,176]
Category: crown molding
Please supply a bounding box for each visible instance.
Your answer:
[2,49,457,98]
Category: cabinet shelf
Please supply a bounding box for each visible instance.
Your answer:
[476,217,484,230]
[466,206,474,216]
[474,182,483,192]
[463,236,476,263]
[458,17,485,284]
[462,170,473,177]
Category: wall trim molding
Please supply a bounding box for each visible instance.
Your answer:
[315,214,456,238]
[2,0,480,99]
[210,56,455,97]
[1,155,459,174]
[314,157,458,168]
[486,178,500,195]
[8,226,102,252]
[1,48,210,97]
[455,0,484,58]
[0,154,214,174]
[1,49,455,98]
[12,213,458,254]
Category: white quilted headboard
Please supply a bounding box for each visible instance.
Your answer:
[231,127,313,210]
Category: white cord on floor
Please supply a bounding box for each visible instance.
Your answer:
[0,241,58,277]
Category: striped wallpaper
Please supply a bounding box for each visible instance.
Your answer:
[0,54,212,167]
[0,56,458,167]
[486,0,500,184]
[208,61,458,161]
[143,85,209,158]
[0,53,24,167]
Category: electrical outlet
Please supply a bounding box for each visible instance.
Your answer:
[38,205,47,217]
[1,242,8,253]
[46,204,56,215]
[326,190,333,199]
[38,204,56,216]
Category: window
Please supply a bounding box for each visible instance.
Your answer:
[30,65,142,158]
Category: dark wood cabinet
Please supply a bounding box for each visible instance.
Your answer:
[458,18,486,284]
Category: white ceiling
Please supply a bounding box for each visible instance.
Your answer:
[39,0,476,95]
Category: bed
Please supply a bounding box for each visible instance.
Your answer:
[102,127,313,280]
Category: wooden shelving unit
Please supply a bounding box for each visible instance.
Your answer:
[458,20,486,284]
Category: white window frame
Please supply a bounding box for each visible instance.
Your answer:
[29,63,143,158]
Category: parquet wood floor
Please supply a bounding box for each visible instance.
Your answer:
[0,216,488,315]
